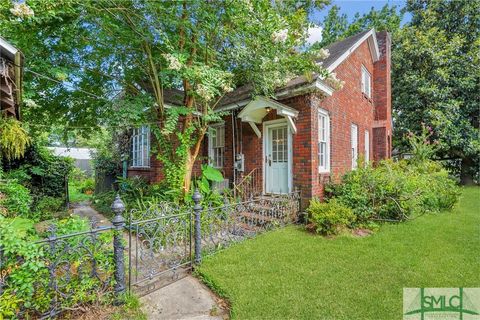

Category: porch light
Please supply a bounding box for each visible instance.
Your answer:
[266,106,271,113]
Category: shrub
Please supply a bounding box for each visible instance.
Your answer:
[306,199,355,235]
[0,180,32,218]
[2,144,74,200]
[80,177,95,194]
[33,196,66,221]
[0,116,31,161]
[326,159,460,224]
[0,215,115,318]
[92,190,117,216]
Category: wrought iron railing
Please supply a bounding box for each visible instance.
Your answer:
[128,203,192,294]
[234,167,262,200]
[0,196,127,319]
[196,190,301,258]
[1,191,301,317]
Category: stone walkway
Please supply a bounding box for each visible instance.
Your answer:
[72,202,228,320]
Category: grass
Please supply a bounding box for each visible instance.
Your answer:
[68,182,92,203]
[197,187,480,319]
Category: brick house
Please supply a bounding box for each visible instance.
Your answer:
[128,29,392,206]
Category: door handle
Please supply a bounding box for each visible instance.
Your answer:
[268,155,272,166]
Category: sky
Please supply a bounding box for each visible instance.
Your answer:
[307,0,411,45]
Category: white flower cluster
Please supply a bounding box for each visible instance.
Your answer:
[316,48,330,60]
[272,29,288,43]
[325,72,345,90]
[197,84,214,102]
[10,2,34,18]
[163,54,182,71]
[23,98,38,108]
[241,0,254,12]
[222,83,233,93]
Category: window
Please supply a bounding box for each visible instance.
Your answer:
[361,65,371,98]
[208,124,225,168]
[351,124,358,169]
[272,126,288,163]
[131,126,150,168]
[364,130,370,165]
[318,109,330,173]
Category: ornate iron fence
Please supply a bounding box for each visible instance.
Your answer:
[0,195,127,319]
[193,190,301,262]
[1,191,301,318]
[128,203,192,295]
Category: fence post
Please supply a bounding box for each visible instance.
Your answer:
[111,194,126,303]
[192,189,202,265]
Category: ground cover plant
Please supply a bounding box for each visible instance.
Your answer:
[197,187,480,319]
[0,215,116,319]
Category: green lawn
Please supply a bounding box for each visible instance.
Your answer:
[197,187,480,319]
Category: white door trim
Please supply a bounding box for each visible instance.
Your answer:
[262,119,293,194]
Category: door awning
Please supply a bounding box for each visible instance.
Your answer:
[238,96,298,138]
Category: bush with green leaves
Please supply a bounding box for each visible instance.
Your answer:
[306,199,355,235]
[325,159,460,224]
[2,144,74,201]
[33,196,66,221]
[0,215,115,318]
[79,177,95,194]
[0,179,32,218]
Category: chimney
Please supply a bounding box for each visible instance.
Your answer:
[372,31,392,161]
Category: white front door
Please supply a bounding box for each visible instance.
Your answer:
[265,122,290,194]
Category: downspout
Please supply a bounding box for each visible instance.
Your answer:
[231,110,236,196]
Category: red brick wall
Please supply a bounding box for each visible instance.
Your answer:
[129,33,392,205]
[373,31,393,160]
[128,139,203,184]
[308,40,377,200]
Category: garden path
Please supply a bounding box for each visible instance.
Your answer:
[72,202,227,320]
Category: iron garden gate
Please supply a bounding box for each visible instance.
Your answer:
[125,190,301,296]
[127,203,193,295]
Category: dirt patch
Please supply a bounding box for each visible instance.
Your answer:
[351,228,373,237]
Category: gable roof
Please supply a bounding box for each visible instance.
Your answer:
[319,29,380,72]
[163,29,381,110]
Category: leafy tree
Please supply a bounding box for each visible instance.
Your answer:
[316,5,348,48]
[315,4,403,47]
[392,0,480,183]
[0,0,338,195]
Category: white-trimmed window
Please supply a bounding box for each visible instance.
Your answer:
[318,109,330,173]
[364,130,370,165]
[361,65,371,98]
[208,124,225,168]
[351,124,358,169]
[131,125,150,168]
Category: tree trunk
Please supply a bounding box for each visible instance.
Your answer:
[183,152,195,194]
[182,128,208,195]
[460,157,476,185]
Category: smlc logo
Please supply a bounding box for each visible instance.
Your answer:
[404,288,480,320]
